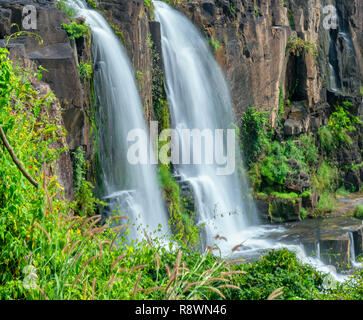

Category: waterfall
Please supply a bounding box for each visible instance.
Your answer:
[65,0,169,240]
[153,1,258,251]
[348,232,362,269]
[324,0,359,93]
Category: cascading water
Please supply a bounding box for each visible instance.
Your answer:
[65,0,169,240]
[153,1,349,281]
[153,1,258,251]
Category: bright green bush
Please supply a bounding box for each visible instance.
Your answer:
[62,21,89,40]
[78,63,93,79]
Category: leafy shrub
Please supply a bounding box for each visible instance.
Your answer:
[312,161,338,195]
[260,142,290,187]
[62,21,89,40]
[300,208,307,220]
[286,34,318,58]
[78,63,93,79]
[321,267,363,300]
[319,101,362,150]
[228,249,325,300]
[209,36,221,53]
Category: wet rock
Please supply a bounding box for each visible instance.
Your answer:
[352,226,363,257]
[284,118,303,136]
[319,235,351,270]
[201,0,215,18]
[269,196,302,223]
[255,194,270,221]
[302,190,318,210]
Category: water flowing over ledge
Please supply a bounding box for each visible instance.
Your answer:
[66,0,170,240]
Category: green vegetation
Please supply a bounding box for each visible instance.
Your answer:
[110,24,126,46]
[71,147,105,217]
[158,166,199,246]
[135,70,144,90]
[353,204,363,220]
[56,0,76,18]
[209,36,221,53]
[270,192,299,199]
[240,86,361,219]
[62,21,90,40]
[312,162,339,217]
[87,0,98,8]
[286,34,318,58]
[78,63,93,79]
[319,101,361,150]
[240,107,271,169]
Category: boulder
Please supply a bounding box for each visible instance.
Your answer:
[283,118,303,136]
[269,196,302,223]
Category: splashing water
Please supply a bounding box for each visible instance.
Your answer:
[153,1,350,281]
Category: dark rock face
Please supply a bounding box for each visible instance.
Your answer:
[175,0,362,116]
[173,0,362,191]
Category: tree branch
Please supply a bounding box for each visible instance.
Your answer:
[0,124,38,188]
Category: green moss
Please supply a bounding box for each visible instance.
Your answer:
[270,192,299,199]
[209,36,221,53]
[300,208,308,220]
[110,24,126,46]
[301,190,312,198]
[62,21,89,40]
